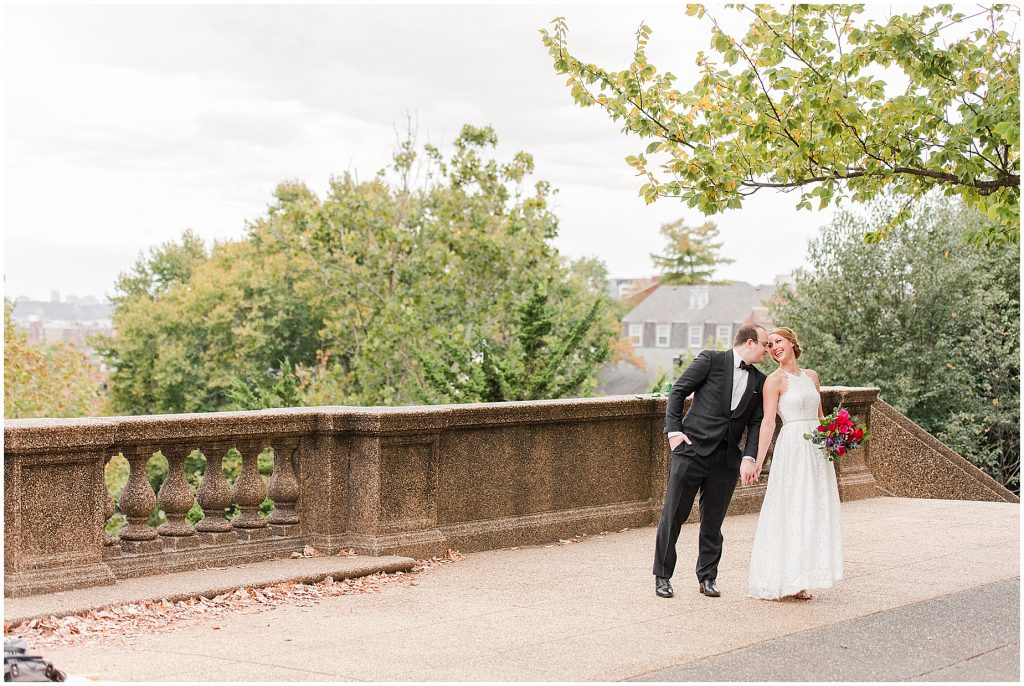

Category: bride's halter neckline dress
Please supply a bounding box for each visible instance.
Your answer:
[748,368,844,599]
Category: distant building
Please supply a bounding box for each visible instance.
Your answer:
[64,294,100,306]
[599,281,778,395]
[606,277,658,300]
[773,273,795,289]
[9,297,114,357]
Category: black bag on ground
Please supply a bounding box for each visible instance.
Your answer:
[4,639,66,682]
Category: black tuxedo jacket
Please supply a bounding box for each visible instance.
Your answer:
[664,349,766,469]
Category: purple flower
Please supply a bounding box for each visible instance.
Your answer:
[825,438,834,448]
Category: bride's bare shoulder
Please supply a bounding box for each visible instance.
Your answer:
[764,370,785,390]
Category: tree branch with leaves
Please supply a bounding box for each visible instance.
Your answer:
[541,3,1020,244]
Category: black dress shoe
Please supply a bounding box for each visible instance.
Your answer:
[655,576,674,598]
[699,578,721,597]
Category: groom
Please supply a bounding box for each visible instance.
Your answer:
[653,323,770,598]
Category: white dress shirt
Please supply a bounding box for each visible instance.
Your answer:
[729,348,749,412]
[668,348,749,440]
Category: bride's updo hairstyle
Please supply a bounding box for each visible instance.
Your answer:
[770,327,803,359]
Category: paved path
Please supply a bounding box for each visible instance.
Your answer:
[21,497,1021,681]
[632,578,1020,681]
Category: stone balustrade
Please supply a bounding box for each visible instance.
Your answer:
[4,387,1014,598]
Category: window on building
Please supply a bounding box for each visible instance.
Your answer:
[628,323,642,346]
[716,324,732,346]
[656,324,670,347]
[618,283,633,298]
[689,286,709,310]
[689,325,702,348]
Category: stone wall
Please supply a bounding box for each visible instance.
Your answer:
[4,387,1013,597]
[866,400,1017,503]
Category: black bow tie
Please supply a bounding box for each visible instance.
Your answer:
[739,361,755,372]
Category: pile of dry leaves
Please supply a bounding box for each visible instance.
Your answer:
[5,548,465,648]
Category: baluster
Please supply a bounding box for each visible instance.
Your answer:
[232,442,270,540]
[156,447,199,549]
[117,447,162,554]
[195,444,237,544]
[101,461,119,557]
[267,439,301,536]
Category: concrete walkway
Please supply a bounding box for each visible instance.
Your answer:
[632,578,1019,681]
[17,497,1021,681]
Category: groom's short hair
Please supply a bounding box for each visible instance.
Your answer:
[734,323,766,347]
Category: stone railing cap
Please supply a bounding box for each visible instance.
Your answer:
[4,388,879,453]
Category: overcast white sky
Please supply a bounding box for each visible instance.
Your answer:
[3,2,837,301]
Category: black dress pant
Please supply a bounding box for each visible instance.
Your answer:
[652,439,739,581]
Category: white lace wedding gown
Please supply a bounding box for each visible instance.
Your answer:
[748,369,843,599]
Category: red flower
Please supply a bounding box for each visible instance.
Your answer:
[853,428,864,440]
[817,425,827,433]
[837,409,850,421]
[836,446,847,456]
[827,423,837,431]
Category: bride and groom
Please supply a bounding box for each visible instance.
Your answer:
[653,323,843,601]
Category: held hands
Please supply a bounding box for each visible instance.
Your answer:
[668,433,691,451]
[740,460,761,486]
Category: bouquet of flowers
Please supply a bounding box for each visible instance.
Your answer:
[803,406,870,462]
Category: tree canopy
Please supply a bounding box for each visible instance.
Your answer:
[541,4,1020,244]
[650,219,732,284]
[99,125,621,414]
[772,193,1019,491]
[4,300,106,419]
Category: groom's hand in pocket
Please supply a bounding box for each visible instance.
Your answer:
[668,433,691,451]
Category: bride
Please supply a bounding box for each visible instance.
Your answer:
[745,327,843,600]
